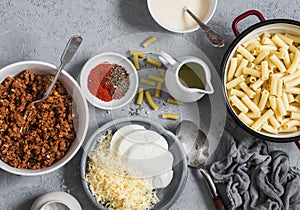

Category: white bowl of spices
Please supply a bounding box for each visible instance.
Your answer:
[80,52,139,110]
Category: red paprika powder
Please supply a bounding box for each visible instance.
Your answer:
[87,62,130,102]
[87,62,115,102]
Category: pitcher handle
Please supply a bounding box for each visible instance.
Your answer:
[158,51,177,66]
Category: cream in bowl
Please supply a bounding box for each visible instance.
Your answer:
[147,0,217,33]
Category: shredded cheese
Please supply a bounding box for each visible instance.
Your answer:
[86,131,159,210]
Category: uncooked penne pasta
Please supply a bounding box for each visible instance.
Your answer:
[269,115,281,129]
[247,111,261,119]
[287,50,300,73]
[258,45,277,52]
[276,97,287,116]
[242,95,260,113]
[239,82,255,98]
[130,50,146,58]
[251,109,274,131]
[146,58,162,67]
[291,112,300,120]
[230,88,245,97]
[155,82,163,98]
[243,68,261,77]
[234,59,249,77]
[167,97,183,105]
[283,120,300,129]
[258,89,269,111]
[140,78,156,87]
[237,46,255,62]
[230,95,249,113]
[253,88,261,105]
[279,126,298,133]
[276,79,283,97]
[226,75,245,89]
[148,74,164,84]
[282,92,289,111]
[285,33,300,44]
[161,113,179,120]
[278,34,294,46]
[284,87,300,94]
[261,61,269,80]
[254,50,269,65]
[242,36,260,47]
[227,58,238,82]
[133,54,140,70]
[136,88,144,105]
[251,78,265,91]
[145,91,158,110]
[270,75,279,96]
[271,34,289,48]
[270,54,287,72]
[262,124,278,134]
[142,36,157,48]
[238,113,254,126]
[284,77,300,88]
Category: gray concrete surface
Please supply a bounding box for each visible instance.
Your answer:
[0,0,299,210]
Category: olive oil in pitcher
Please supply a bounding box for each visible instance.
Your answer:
[178,62,206,89]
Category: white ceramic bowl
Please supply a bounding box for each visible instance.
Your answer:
[0,61,89,176]
[147,0,217,33]
[80,52,139,110]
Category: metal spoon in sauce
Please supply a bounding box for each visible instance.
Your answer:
[184,7,225,47]
[176,120,226,210]
[20,35,82,134]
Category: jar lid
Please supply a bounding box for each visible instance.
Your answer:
[31,191,82,210]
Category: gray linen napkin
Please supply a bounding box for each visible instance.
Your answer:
[210,130,300,210]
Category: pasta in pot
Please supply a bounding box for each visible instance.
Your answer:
[226,32,300,134]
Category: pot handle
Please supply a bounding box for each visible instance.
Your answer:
[232,10,266,37]
[296,141,300,150]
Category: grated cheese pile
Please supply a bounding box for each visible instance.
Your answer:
[86,131,159,210]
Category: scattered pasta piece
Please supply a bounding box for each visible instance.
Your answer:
[145,91,158,110]
[146,58,162,67]
[140,78,156,87]
[167,97,183,105]
[133,54,140,70]
[136,88,144,105]
[162,113,179,120]
[142,36,157,48]
[155,82,163,98]
[130,50,146,58]
[148,74,164,84]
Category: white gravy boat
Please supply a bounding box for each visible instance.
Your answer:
[159,52,214,102]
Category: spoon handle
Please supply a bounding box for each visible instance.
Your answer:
[185,8,225,47]
[200,168,227,210]
[42,35,82,100]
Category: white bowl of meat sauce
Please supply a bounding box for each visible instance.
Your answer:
[80,52,139,110]
[0,61,89,176]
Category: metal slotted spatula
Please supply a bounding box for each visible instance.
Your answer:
[176,120,226,210]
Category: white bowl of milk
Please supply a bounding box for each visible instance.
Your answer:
[147,0,217,33]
